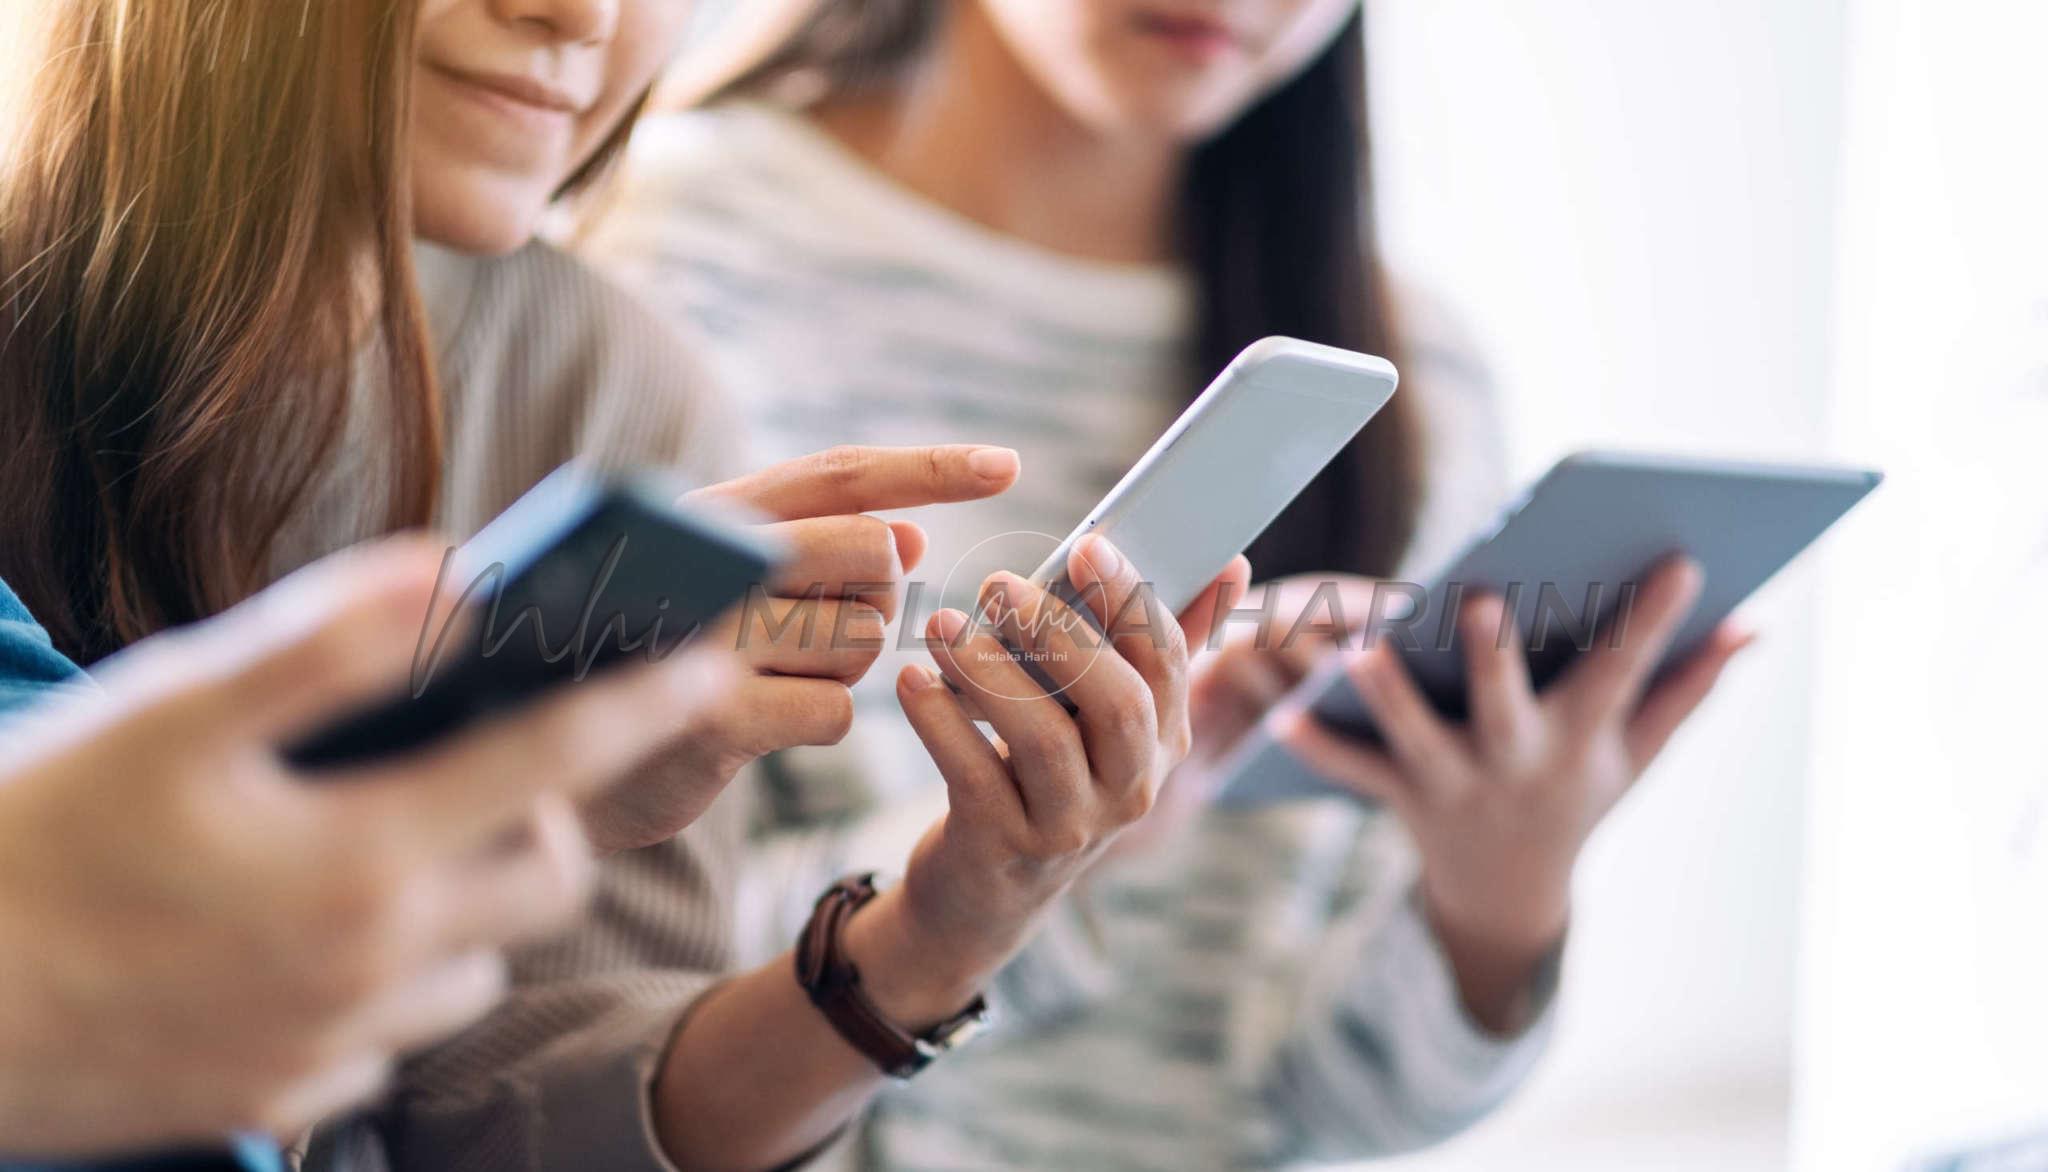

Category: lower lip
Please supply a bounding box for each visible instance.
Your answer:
[1135,19,1242,64]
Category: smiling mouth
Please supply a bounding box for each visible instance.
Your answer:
[1132,10,1246,60]
[427,63,587,119]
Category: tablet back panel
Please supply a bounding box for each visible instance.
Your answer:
[1216,451,1881,806]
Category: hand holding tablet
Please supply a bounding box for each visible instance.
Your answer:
[1218,451,1883,806]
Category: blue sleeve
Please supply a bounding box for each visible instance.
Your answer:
[0,577,84,716]
[0,1141,285,1171]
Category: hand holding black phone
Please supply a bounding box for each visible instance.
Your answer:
[286,465,783,773]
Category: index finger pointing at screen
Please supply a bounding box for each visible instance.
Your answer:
[688,445,1020,521]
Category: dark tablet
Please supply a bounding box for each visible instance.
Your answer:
[1216,450,1882,806]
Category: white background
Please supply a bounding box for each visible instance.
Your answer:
[1366,2,2043,1170]
[1364,2,1847,1168]
[1798,1,2048,1168]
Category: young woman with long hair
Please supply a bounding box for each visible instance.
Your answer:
[2,2,1237,1167]
[580,1,1756,1167]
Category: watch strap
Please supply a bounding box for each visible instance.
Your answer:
[794,874,988,1079]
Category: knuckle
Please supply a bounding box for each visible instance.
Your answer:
[244,1085,312,1139]
[1093,688,1156,747]
[814,686,856,745]
[258,1055,390,1137]
[125,629,215,702]
[1037,821,1094,859]
[293,619,378,694]
[1160,619,1191,665]
[533,704,615,775]
[309,869,415,1000]
[242,1032,326,1092]
[465,956,512,1016]
[839,641,885,685]
[846,599,888,638]
[1473,717,1515,760]
[863,582,900,624]
[849,514,898,581]
[814,444,869,488]
[997,820,1040,860]
[1546,735,1596,778]
[1165,714,1194,763]
[923,445,950,489]
[1120,690,1158,737]
[533,815,597,916]
[1004,720,1069,768]
[324,927,408,1008]
[433,962,510,1038]
[326,851,405,928]
[1115,778,1158,824]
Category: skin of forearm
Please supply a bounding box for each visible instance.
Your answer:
[1419,871,1569,1037]
[651,885,989,1172]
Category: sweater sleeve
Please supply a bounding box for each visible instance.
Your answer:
[1251,877,1559,1163]
[376,972,708,1172]
[363,798,746,1172]
[1240,288,1556,1159]
[338,246,752,1172]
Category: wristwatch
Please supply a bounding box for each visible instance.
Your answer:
[794,873,991,1079]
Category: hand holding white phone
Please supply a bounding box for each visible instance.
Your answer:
[1023,337,1399,621]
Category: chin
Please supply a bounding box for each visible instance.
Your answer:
[1097,78,1259,143]
[1101,103,1240,145]
[412,175,551,257]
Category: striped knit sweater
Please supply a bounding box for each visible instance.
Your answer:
[293,240,748,1171]
[573,101,1559,1171]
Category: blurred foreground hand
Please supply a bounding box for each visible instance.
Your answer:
[0,538,731,1155]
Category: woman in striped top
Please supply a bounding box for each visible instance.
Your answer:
[582,1,1756,1167]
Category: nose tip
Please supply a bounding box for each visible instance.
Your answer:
[493,0,617,44]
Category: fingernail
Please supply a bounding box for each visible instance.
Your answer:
[1465,595,1506,641]
[887,520,922,574]
[968,447,1020,481]
[1264,702,1304,738]
[975,576,1011,622]
[1080,535,1122,578]
[902,664,942,693]
[1461,594,1490,625]
[929,609,968,645]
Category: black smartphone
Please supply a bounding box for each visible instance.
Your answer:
[285,464,783,773]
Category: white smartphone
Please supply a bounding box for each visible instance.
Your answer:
[1026,336,1398,620]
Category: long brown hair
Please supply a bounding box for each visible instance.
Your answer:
[710,1,1425,578]
[0,0,441,663]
